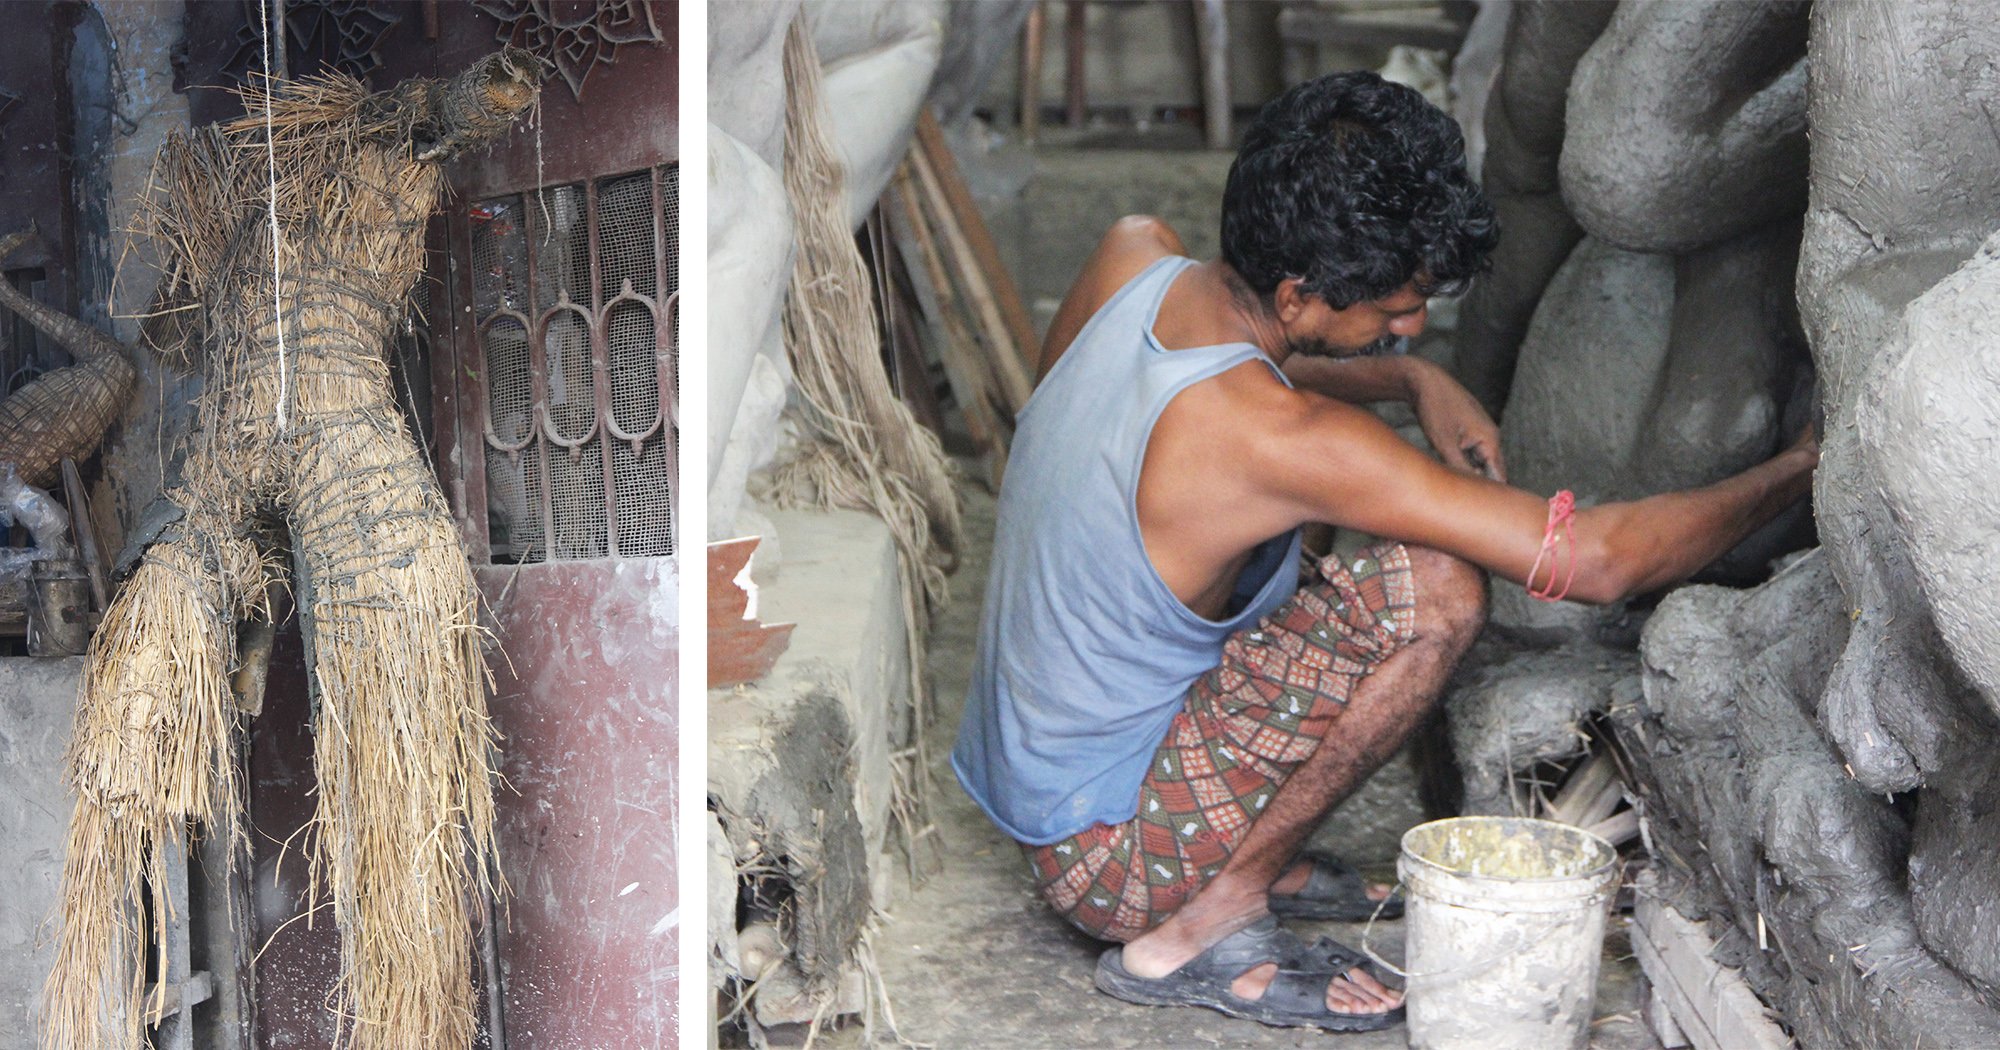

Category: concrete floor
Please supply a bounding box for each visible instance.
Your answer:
[777,462,1659,1049]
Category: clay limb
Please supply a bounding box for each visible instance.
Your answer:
[1798,1,2000,792]
[1865,233,2000,728]
[1858,234,2000,994]
[1452,0,1616,414]
[1560,0,1809,254]
[1618,553,2000,1049]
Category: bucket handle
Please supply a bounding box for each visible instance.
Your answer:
[1356,880,1545,983]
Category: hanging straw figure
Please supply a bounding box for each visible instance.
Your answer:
[42,50,541,1050]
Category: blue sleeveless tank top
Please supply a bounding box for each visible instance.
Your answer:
[951,256,1303,845]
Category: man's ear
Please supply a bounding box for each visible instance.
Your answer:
[1273,277,1309,323]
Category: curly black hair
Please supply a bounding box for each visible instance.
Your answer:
[1221,71,1497,310]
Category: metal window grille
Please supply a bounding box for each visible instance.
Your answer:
[460,165,678,564]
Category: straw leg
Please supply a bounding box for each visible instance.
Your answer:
[287,411,494,1050]
[45,515,264,1050]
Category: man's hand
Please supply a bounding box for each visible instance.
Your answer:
[1408,360,1506,482]
[1785,420,1821,466]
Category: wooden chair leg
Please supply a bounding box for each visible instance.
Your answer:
[1195,0,1231,148]
[1021,2,1046,143]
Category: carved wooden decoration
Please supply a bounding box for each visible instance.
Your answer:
[472,0,665,101]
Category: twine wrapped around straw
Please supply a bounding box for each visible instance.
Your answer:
[43,51,540,1050]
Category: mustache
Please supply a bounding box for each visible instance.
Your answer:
[1358,335,1410,357]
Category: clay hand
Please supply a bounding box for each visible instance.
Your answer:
[1410,363,1506,482]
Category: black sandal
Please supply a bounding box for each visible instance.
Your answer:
[1093,916,1404,1032]
[1269,850,1404,921]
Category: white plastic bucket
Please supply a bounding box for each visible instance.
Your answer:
[1396,816,1619,1050]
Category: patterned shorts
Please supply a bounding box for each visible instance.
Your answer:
[1024,542,1418,943]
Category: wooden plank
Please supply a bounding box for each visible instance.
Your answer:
[708,537,795,689]
[1631,871,1794,1050]
[884,175,1011,489]
[912,110,1041,399]
[906,145,1035,418]
[59,458,108,611]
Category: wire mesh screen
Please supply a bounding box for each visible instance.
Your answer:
[462,165,678,564]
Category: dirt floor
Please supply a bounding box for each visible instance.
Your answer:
[772,463,1661,1049]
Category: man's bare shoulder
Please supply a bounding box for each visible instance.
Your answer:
[1175,365,1407,487]
[1038,217,1190,378]
[1076,217,1185,305]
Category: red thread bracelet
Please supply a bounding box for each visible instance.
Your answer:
[1527,489,1577,602]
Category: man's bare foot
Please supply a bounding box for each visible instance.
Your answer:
[1118,872,1402,1015]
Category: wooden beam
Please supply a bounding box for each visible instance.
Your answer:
[883,244,947,438]
[884,175,1010,489]
[1546,750,1621,827]
[912,111,1042,388]
[1585,808,1640,848]
[1631,871,1794,1050]
[59,457,107,611]
[1064,0,1087,127]
[906,132,1035,417]
[1274,7,1469,53]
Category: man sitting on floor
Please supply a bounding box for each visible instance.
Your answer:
[950,71,1818,1033]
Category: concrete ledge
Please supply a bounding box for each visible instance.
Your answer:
[0,657,83,1036]
[709,507,914,1013]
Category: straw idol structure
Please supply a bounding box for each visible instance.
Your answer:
[43,51,540,1050]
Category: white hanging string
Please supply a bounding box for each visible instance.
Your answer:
[532,89,552,245]
[259,0,291,432]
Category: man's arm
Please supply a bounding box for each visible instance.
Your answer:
[1263,396,1815,603]
[1286,355,1507,481]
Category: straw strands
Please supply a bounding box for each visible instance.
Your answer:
[43,51,539,1050]
[768,25,962,888]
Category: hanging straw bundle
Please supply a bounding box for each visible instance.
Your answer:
[772,23,962,613]
[769,22,964,877]
[44,50,540,1050]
